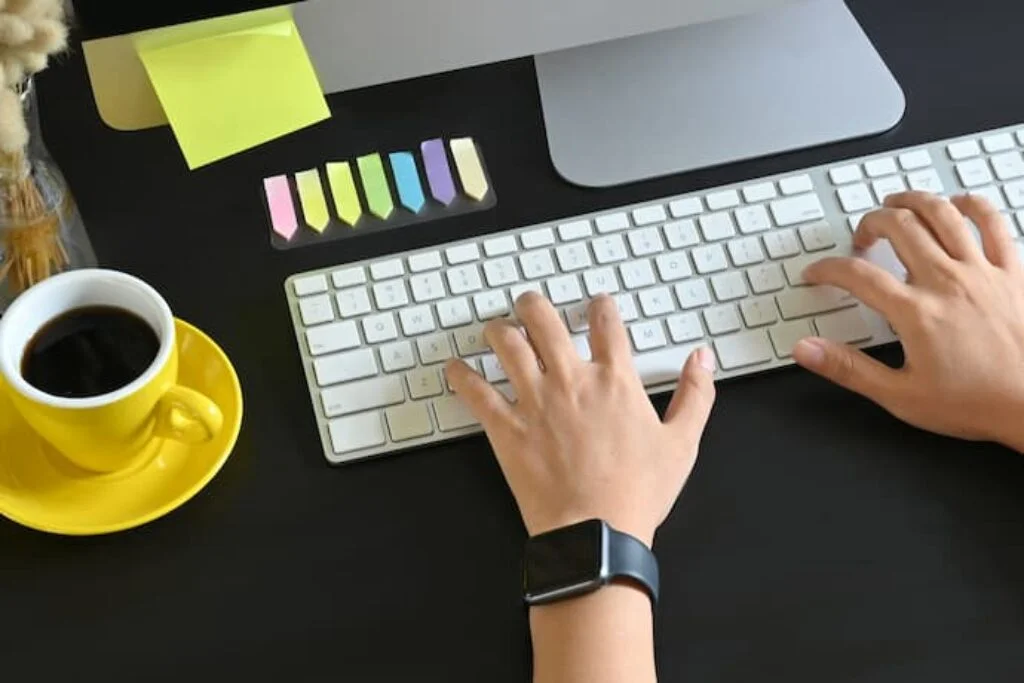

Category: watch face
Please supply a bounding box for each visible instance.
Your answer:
[525,519,604,598]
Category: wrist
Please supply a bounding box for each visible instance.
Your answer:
[530,515,656,548]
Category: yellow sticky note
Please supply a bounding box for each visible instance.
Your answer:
[295,169,329,232]
[134,8,330,169]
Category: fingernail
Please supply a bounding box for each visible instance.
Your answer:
[697,346,716,373]
[793,338,826,367]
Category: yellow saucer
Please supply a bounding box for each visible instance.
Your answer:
[0,319,243,535]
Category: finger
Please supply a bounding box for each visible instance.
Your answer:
[951,194,1017,268]
[854,208,952,277]
[483,317,542,390]
[803,256,914,320]
[587,294,632,366]
[446,359,517,431]
[884,192,978,261]
[514,292,579,378]
[664,347,717,441]
[792,337,904,408]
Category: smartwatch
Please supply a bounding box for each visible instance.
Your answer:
[522,519,659,607]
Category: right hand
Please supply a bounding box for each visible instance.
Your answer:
[792,192,1024,451]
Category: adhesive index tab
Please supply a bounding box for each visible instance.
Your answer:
[357,153,394,220]
[326,161,362,226]
[295,169,329,232]
[389,152,426,213]
[263,175,297,240]
[450,137,489,201]
[420,138,457,206]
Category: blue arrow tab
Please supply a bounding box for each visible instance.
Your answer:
[389,151,426,213]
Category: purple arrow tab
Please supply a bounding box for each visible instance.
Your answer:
[421,138,456,206]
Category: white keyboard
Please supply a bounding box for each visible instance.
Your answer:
[286,124,1024,464]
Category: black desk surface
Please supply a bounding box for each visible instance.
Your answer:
[3,1,1024,681]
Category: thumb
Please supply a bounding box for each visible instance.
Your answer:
[664,346,717,439]
[792,337,902,405]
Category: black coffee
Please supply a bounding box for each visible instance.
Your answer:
[21,306,160,399]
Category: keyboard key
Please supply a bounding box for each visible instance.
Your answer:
[634,343,704,386]
[510,282,545,303]
[703,305,742,335]
[433,395,480,431]
[655,252,693,281]
[777,286,855,319]
[483,236,518,257]
[332,267,366,288]
[735,205,772,234]
[372,280,410,310]
[322,376,405,418]
[779,175,813,195]
[447,265,484,294]
[837,183,874,213]
[410,272,446,303]
[564,303,590,333]
[620,260,657,289]
[473,291,511,320]
[727,237,765,267]
[370,258,404,281]
[454,325,489,356]
[948,139,981,160]
[864,157,898,178]
[363,313,399,343]
[798,222,837,252]
[956,159,994,188]
[596,212,631,233]
[547,274,584,304]
[336,287,372,318]
[306,320,360,356]
[970,186,1007,212]
[770,320,814,358]
[692,244,729,274]
[483,257,520,287]
[714,330,773,370]
[742,182,777,203]
[829,164,863,185]
[446,243,481,265]
[674,279,713,310]
[521,227,555,249]
[294,274,328,296]
[898,150,933,171]
[706,189,741,210]
[399,306,436,336]
[613,294,640,322]
[669,197,703,218]
[408,368,444,399]
[1005,180,1024,209]
[746,263,786,294]
[872,175,907,203]
[815,307,873,344]
[711,272,747,301]
[663,220,701,249]
[666,312,704,343]
[593,235,630,264]
[558,220,594,241]
[314,348,378,386]
[770,194,825,226]
[556,243,593,271]
[380,341,416,372]
[520,250,557,279]
[329,413,386,455]
[783,253,831,286]
[762,229,801,259]
[982,133,1015,153]
[480,354,508,382]
[628,227,666,256]
[991,151,1024,181]
[386,403,434,442]
[628,320,666,351]
[698,213,736,241]
[437,297,473,328]
[408,251,443,273]
[633,205,668,225]
[299,295,334,326]
[1018,131,1024,147]
[638,286,676,317]
[740,297,779,327]
[907,169,944,193]
[417,334,454,364]
[583,268,620,296]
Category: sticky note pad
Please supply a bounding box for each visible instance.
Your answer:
[263,175,297,240]
[326,162,362,227]
[295,169,329,232]
[450,138,490,201]
[421,139,457,206]
[134,8,330,169]
[389,152,426,214]
[357,153,394,220]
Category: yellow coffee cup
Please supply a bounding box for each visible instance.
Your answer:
[0,269,223,473]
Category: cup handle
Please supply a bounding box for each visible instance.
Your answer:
[153,385,224,444]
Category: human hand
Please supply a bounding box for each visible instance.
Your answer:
[446,293,717,547]
[792,191,1024,451]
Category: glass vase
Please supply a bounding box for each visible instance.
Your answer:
[0,77,97,312]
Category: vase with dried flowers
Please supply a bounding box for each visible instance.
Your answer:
[0,0,95,311]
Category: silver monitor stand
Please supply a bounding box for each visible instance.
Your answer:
[535,0,905,187]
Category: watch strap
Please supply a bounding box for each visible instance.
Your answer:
[606,526,660,605]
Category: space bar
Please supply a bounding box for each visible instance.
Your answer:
[634,344,703,387]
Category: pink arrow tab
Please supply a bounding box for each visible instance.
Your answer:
[264,175,298,240]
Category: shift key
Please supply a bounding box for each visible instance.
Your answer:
[321,376,404,417]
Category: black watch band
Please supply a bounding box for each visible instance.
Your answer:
[606,525,660,604]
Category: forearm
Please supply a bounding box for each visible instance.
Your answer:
[530,586,656,683]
